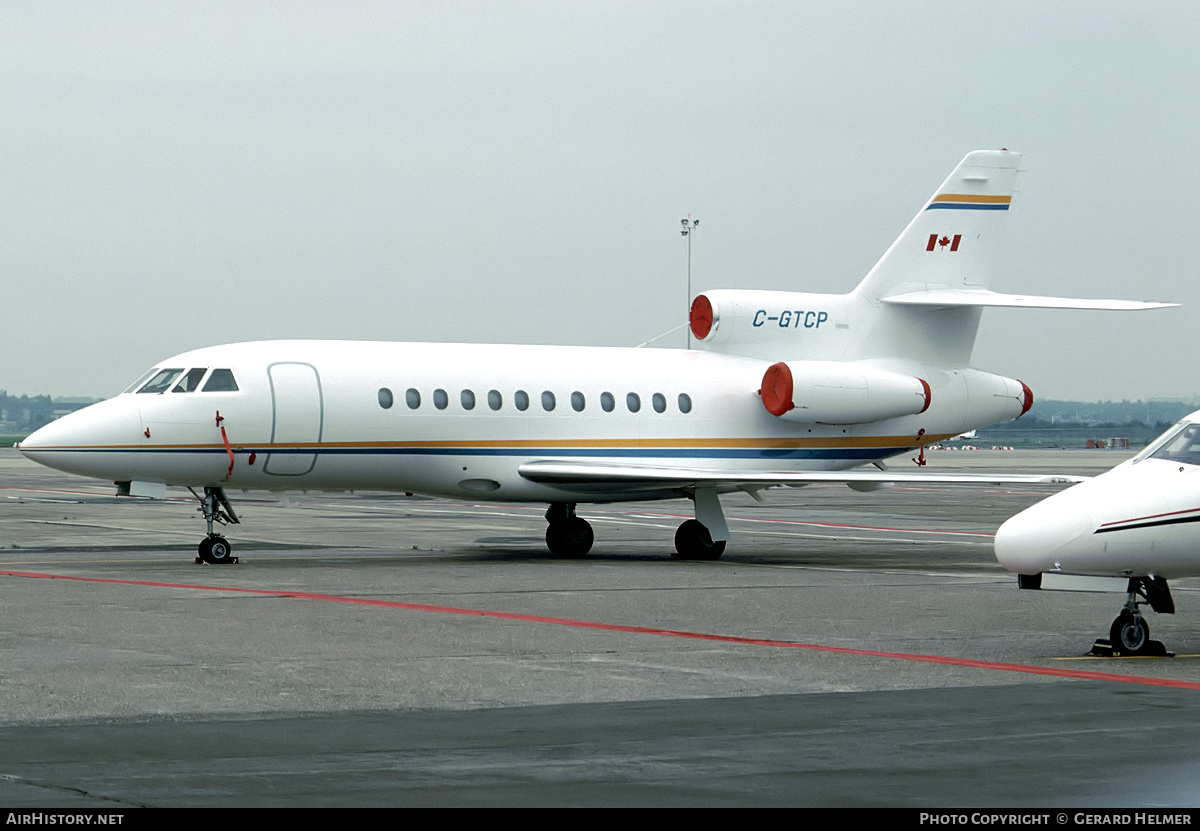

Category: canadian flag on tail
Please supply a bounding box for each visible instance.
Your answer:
[926,233,962,252]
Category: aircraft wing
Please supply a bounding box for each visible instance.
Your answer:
[517,460,1084,494]
[881,289,1176,311]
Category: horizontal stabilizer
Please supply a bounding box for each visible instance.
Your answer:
[518,460,1084,492]
[882,289,1176,311]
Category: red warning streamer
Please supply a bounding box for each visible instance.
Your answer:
[216,411,234,480]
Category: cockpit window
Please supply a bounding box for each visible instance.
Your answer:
[171,368,208,393]
[202,369,239,392]
[123,368,159,394]
[137,368,184,394]
[1137,421,1200,466]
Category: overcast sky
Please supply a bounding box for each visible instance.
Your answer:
[2,2,1197,401]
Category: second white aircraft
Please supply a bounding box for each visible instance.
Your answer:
[997,412,1200,655]
[18,150,1171,564]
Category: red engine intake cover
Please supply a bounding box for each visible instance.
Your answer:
[689,294,714,341]
[760,362,795,416]
[1019,381,1034,416]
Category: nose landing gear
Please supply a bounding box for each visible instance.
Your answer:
[190,486,241,564]
[1094,576,1174,657]
[198,535,234,564]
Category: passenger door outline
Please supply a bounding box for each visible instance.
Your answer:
[264,362,323,476]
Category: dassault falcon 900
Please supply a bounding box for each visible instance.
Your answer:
[18,150,1172,564]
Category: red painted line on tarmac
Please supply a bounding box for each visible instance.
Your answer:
[6,568,1198,691]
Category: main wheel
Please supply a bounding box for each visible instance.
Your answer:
[545,517,594,558]
[673,519,726,561]
[199,535,235,565]
[1109,610,1150,655]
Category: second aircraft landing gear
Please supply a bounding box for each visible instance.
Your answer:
[1094,576,1174,657]
[545,503,594,558]
[191,486,241,564]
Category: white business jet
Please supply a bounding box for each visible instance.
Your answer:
[18,150,1171,565]
[996,413,1200,655]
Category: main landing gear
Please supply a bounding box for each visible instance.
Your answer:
[544,503,594,558]
[673,519,726,560]
[673,487,730,560]
[190,486,241,565]
[543,488,731,560]
[1096,576,1174,657]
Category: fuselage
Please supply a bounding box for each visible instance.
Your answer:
[18,339,1027,503]
[995,411,1200,579]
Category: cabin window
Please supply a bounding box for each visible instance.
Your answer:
[541,391,556,411]
[378,388,394,409]
[652,393,667,413]
[406,388,421,409]
[461,389,476,410]
[488,390,502,411]
[172,368,208,393]
[600,392,615,412]
[626,392,641,413]
[571,391,585,412]
[515,390,530,411]
[433,389,449,410]
[138,368,184,394]
[678,393,693,414]
[202,369,240,392]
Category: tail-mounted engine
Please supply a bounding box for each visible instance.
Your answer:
[759,360,931,424]
[756,359,1033,429]
[689,289,857,362]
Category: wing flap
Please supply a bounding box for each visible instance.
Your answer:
[517,460,1083,491]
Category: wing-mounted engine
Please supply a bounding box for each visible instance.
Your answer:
[758,360,930,424]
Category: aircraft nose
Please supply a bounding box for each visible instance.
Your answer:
[994,495,1093,575]
[18,419,61,453]
[17,397,141,480]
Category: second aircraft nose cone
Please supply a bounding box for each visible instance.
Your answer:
[994,495,1093,575]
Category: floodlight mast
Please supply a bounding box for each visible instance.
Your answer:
[680,216,698,347]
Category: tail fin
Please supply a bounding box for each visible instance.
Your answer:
[690,150,1172,368]
[853,150,1021,303]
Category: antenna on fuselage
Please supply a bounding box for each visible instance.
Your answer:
[635,321,689,349]
[680,215,699,347]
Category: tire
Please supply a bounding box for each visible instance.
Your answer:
[546,517,593,558]
[1110,610,1150,655]
[201,536,235,565]
[673,519,726,561]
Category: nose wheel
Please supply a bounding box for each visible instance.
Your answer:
[1108,610,1150,654]
[1093,576,1173,657]
[190,486,241,565]
[198,535,236,565]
